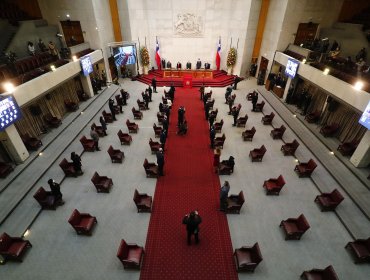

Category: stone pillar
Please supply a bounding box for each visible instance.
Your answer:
[0,125,29,163]
[282,78,292,100]
[350,130,370,167]
[80,74,94,98]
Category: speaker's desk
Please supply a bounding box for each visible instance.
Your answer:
[163,69,213,79]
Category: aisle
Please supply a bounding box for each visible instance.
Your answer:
[140,88,237,280]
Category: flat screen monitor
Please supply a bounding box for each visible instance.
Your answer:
[80,55,93,76]
[359,100,370,130]
[285,58,299,79]
[0,95,22,131]
[113,45,136,67]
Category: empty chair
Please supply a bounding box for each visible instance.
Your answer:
[117,130,132,145]
[21,133,42,151]
[126,119,139,133]
[345,237,370,264]
[153,123,162,138]
[44,114,62,128]
[249,145,266,162]
[33,187,58,210]
[149,138,161,154]
[132,107,143,119]
[294,159,317,178]
[226,191,245,214]
[242,127,256,141]
[234,243,263,272]
[280,214,310,240]
[314,189,344,211]
[107,145,124,163]
[214,134,226,149]
[137,99,146,110]
[116,239,145,270]
[214,119,224,133]
[68,209,97,235]
[304,110,321,123]
[301,265,339,280]
[263,175,285,195]
[102,110,113,123]
[270,125,286,139]
[91,123,105,137]
[0,162,14,178]
[64,100,79,112]
[254,101,265,112]
[59,158,80,177]
[80,136,95,152]
[281,139,299,156]
[236,114,248,127]
[337,140,359,156]
[0,232,32,263]
[133,189,152,213]
[143,159,158,178]
[320,123,340,137]
[261,112,275,125]
[91,172,113,193]
[157,112,165,124]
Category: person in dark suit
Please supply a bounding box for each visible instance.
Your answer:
[182,211,202,245]
[233,76,243,90]
[160,129,167,150]
[232,105,240,126]
[210,125,215,148]
[209,112,215,128]
[220,181,230,211]
[151,78,157,93]
[251,92,258,111]
[176,62,182,69]
[186,61,192,69]
[169,84,175,102]
[156,148,165,176]
[108,99,117,121]
[148,85,153,101]
[99,116,107,135]
[199,84,205,100]
[166,61,172,69]
[196,58,201,69]
[204,62,210,69]
[120,89,128,105]
[161,59,166,69]
[90,125,100,151]
[48,179,64,205]
[71,152,83,174]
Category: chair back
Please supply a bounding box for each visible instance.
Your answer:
[133,189,140,203]
[33,187,47,202]
[126,119,130,126]
[143,159,149,169]
[269,112,275,119]
[0,232,12,251]
[117,239,129,260]
[132,107,135,113]
[260,145,267,155]
[59,158,69,170]
[107,146,114,156]
[149,138,154,146]
[91,172,100,185]
[221,134,226,141]
[238,191,245,206]
[250,127,256,134]
[277,175,285,187]
[365,238,370,249]
[220,119,224,125]
[117,130,123,138]
[80,136,87,144]
[297,214,310,231]
[323,265,339,280]
[330,189,344,203]
[292,139,299,149]
[251,243,263,263]
[68,209,82,226]
[307,159,317,171]
[280,125,286,133]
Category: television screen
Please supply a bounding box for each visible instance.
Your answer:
[113,45,136,67]
[359,100,370,130]
[80,56,93,76]
[285,58,299,79]
[0,95,22,131]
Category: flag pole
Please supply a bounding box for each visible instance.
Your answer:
[237,38,239,50]
[137,37,141,75]
[230,37,232,49]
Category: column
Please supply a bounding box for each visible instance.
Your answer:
[282,78,292,100]
[350,130,370,167]
[1,125,29,163]
[80,74,94,98]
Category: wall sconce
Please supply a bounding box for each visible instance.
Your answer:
[50,65,56,71]
[354,81,363,91]
[323,68,329,75]
[72,55,78,62]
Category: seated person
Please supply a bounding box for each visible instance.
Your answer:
[219,156,235,173]
[48,179,64,205]
[177,120,188,135]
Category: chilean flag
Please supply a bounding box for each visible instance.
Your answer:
[216,38,221,70]
[155,38,161,70]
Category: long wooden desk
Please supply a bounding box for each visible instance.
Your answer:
[163,69,213,79]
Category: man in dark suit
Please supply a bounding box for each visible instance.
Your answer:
[156,148,165,176]
[108,98,117,121]
[199,84,205,100]
[48,179,64,205]
[210,125,215,148]
[204,62,210,69]
[233,76,243,90]
[176,62,182,69]
[166,61,172,69]
[196,58,201,69]
[151,78,157,93]
[182,211,202,245]
[161,59,166,69]
[186,61,192,69]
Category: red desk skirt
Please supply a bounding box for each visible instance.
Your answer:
[183,75,193,88]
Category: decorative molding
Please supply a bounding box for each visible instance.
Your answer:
[174,12,203,37]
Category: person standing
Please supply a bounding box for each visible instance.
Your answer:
[205,102,211,120]
[108,99,117,121]
[120,89,127,105]
[196,58,202,69]
[90,125,100,151]
[220,181,230,211]
[209,112,215,128]
[199,84,205,100]
[156,148,165,176]
[213,148,221,173]
[99,116,107,135]
[225,87,232,103]
[148,85,153,101]
[160,129,167,150]
[252,92,258,111]
[48,41,59,59]
[182,211,202,245]
[151,77,157,93]
[210,125,216,149]
[227,95,234,114]
[71,152,82,174]
[48,179,64,205]
[163,115,169,131]
[144,91,150,109]
[232,105,240,126]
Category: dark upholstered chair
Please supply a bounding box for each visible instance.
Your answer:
[294,159,317,178]
[261,112,275,125]
[345,238,370,263]
[64,100,79,112]
[117,130,132,145]
[33,187,58,210]
[263,175,285,195]
[234,243,263,272]
[91,172,113,193]
[218,157,235,175]
[157,112,165,124]
[314,189,344,211]
[304,110,321,123]
[0,162,14,178]
[226,191,245,214]
[214,134,226,149]
[210,108,218,119]
[153,123,162,138]
[280,214,310,240]
[107,146,124,163]
[21,133,42,151]
[126,119,139,133]
[149,138,161,154]
[270,125,286,139]
[337,140,359,156]
[320,123,340,137]
[132,107,143,119]
[133,189,152,213]
[214,119,224,133]
[68,209,97,236]
[300,265,339,280]
[249,145,266,162]
[0,232,32,263]
[143,159,158,178]
[59,158,80,177]
[137,99,147,110]
[281,139,299,156]
[236,114,248,127]
[254,101,265,112]
[44,114,62,128]
[116,239,144,269]
[91,123,105,137]
[80,136,95,152]
[242,127,256,141]
[102,110,113,123]
[246,91,257,101]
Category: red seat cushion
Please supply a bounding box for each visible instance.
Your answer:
[8,242,27,256]
[282,221,298,234]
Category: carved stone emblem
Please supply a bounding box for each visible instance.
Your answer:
[174,13,203,36]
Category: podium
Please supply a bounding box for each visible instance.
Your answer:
[183,75,192,88]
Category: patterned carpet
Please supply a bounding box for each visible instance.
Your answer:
[140,88,238,280]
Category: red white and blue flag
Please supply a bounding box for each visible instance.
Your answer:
[216,38,221,70]
[155,38,161,70]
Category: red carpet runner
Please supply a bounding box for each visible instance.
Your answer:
[140,88,238,280]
